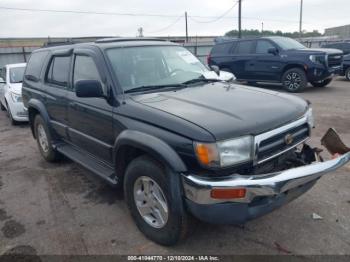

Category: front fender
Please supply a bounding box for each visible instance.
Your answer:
[114,130,187,173]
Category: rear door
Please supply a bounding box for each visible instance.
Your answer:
[251,39,283,81]
[209,42,236,70]
[43,52,71,139]
[0,67,6,106]
[230,40,255,79]
[66,48,114,163]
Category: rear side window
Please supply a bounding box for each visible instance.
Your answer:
[25,51,48,81]
[211,42,235,55]
[0,67,6,81]
[234,41,254,54]
[47,56,71,87]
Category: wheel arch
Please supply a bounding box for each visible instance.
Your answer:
[281,64,306,80]
[113,130,187,182]
[27,99,51,139]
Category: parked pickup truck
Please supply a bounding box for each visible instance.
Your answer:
[208,36,344,92]
[22,38,350,246]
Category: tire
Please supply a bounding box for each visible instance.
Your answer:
[0,102,5,111]
[34,114,61,162]
[5,100,17,126]
[345,68,350,81]
[311,78,332,87]
[282,68,307,92]
[124,155,189,246]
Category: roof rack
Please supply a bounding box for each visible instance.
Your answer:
[95,37,167,43]
[42,39,76,48]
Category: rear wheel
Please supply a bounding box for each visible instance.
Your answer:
[311,78,332,87]
[34,114,61,162]
[345,68,350,81]
[282,68,307,92]
[124,156,190,246]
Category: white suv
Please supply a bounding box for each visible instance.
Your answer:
[0,63,28,124]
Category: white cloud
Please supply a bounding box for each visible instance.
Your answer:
[0,0,348,37]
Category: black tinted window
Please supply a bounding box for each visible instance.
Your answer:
[235,41,254,54]
[211,42,235,55]
[256,40,275,54]
[25,51,48,80]
[47,56,70,87]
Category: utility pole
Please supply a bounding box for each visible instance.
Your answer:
[238,0,242,38]
[299,0,303,37]
[261,22,264,35]
[185,12,189,43]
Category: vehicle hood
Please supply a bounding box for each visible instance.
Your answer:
[8,83,23,94]
[291,48,343,55]
[131,83,308,141]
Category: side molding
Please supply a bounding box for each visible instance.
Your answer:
[114,130,187,173]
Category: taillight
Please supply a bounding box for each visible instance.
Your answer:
[207,54,211,65]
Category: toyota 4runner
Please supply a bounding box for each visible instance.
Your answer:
[22,38,350,246]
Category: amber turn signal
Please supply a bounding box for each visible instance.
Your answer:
[210,188,246,199]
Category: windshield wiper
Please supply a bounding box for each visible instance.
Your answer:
[182,78,221,85]
[124,84,186,94]
[11,81,23,84]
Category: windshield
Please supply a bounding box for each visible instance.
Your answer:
[106,45,210,92]
[9,66,25,83]
[272,37,306,50]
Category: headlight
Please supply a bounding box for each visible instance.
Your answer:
[306,107,315,128]
[194,136,253,168]
[10,92,22,103]
[309,54,326,65]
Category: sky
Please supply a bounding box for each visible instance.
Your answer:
[0,0,349,37]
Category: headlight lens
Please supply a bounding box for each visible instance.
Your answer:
[306,107,315,128]
[10,92,22,103]
[194,136,253,167]
[309,54,326,65]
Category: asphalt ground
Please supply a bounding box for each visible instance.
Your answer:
[0,78,349,256]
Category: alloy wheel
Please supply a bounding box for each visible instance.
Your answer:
[133,176,169,228]
[37,124,49,153]
[284,72,302,91]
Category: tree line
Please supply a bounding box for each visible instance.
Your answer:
[225,29,322,38]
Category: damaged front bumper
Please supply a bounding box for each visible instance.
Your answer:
[182,134,350,224]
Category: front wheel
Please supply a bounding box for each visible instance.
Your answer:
[6,101,17,125]
[124,156,189,246]
[282,68,307,92]
[0,102,5,111]
[311,78,332,87]
[345,68,350,81]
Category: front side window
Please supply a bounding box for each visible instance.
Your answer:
[73,55,103,91]
[47,56,71,87]
[106,46,209,92]
[256,40,275,54]
[9,66,26,83]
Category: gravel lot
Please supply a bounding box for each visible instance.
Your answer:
[0,78,349,256]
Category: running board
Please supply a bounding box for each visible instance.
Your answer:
[56,143,117,185]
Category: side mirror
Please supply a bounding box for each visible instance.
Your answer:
[75,80,104,98]
[268,47,279,55]
[210,65,220,76]
[0,77,5,84]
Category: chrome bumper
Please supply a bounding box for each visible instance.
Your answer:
[182,152,350,205]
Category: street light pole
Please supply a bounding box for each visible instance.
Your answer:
[238,0,242,38]
[185,12,189,43]
[299,0,303,37]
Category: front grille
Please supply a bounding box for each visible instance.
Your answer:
[327,54,343,68]
[256,123,309,163]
